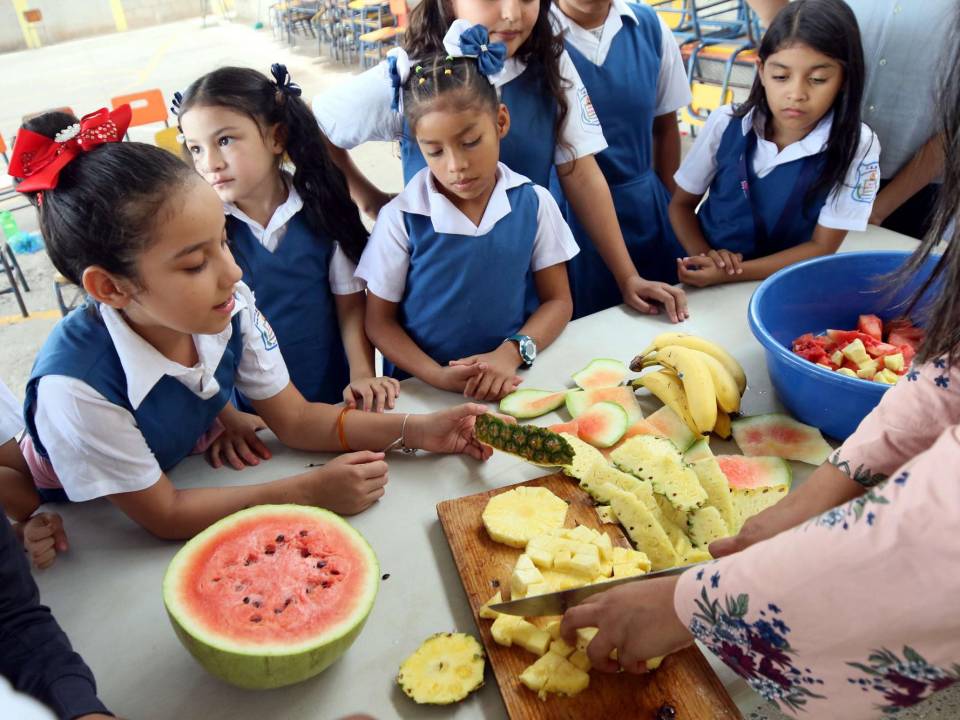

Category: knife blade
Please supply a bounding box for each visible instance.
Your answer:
[488,561,708,617]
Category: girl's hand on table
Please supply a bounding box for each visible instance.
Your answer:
[678,254,734,288]
[21,512,68,569]
[207,409,272,470]
[343,376,401,413]
[560,575,693,674]
[620,274,689,323]
[451,346,523,401]
[305,451,389,515]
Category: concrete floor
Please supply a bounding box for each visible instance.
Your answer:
[0,15,403,399]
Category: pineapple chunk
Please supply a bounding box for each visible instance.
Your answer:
[479,591,502,619]
[568,649,591,672]
[646,656,665,670]
[683,546,713,564]
[544,658,589,697]
[567,525,597,543]
[553,546,601,578]
[544,619,561,640]
[884,352,905,373]
[612,436,708,512]
[397,632,485,705]
[836,367,858,378]
[519,651,564,698]
[874,368,899,385]
[842,338,870,365]
[511,621,552,656]
[560,433,605,480]
[688,456,737,534]
[830,349,844,366]
[608,488,680,570]
[575,627,598,652]
[687,506,730,548]
[856,359,879,379]
[612,563,646,578]
[593,531,613,562]
[483,486,568,548]
[549,638,575,657]
[541,569,590,591]
[595,505,617,524]
[511,554,545,598]
[524,581,552,598]
[491,614,525,646]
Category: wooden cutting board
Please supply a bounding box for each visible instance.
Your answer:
[437,473,742,720]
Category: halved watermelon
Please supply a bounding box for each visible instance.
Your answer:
[715,455,792,489]
[163,505,379,689]
[565,386,642,424]
[576,401,629,448]
[571,358,629,390]
[499,389,566,419]
[732,414,832,465]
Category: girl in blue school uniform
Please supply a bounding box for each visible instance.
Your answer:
[176,65,400,430]
[6,107,495,545]
[358,49,577,402]
[550,0,692,316]
[316,6,688,322]
[670,0,880,287]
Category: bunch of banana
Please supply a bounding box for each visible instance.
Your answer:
[629,333,747,439]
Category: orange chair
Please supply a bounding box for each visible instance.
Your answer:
[0,132,7,164]
[110,89,169,137]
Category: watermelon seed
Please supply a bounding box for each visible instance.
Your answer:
[253,600,262,608]
[243,597,250,604]
[301,549,311,558]
[330,569,340,576]
[264,544,276,555]
[250,615,262,623]
[316,561,326,569]
[212,577,220,583]
[382,573,390,580]
[276,534,285,543]
[322,581,331,589]
[299,530,308,537]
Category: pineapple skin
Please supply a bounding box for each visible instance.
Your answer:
[475,414,575,465]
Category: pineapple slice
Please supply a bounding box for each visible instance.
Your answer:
[688,456,737,534]
[595,504,617,524]
[683,546,713,564]
[612,437,708,512]
[608,488,680,570]
[560,433,606,480]
[687,506,729,548]
[511,554,545,598]
[397,632,485,705]
[483,486,568,548]
[479,591,502,620]
[474,414,575,465]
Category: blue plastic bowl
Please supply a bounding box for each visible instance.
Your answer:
[748,251,938,440]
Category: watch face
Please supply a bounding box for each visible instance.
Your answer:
[519,337,536,363]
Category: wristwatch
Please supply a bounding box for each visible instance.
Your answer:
[506,334,537,367]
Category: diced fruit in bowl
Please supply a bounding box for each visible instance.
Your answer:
[791,315,922,383]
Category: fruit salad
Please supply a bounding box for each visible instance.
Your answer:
[792,315,923,384]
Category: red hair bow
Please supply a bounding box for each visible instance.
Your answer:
[9,104,132,193]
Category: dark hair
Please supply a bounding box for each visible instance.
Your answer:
[894,7,959,366]
[12,111,80,205]
[176,66,368,264]
[39,142,196,286]
[404,1,570,164]
[402,54,500,131]
[735,0,869,206]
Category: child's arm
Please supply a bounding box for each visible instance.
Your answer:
[364,294,483,394]
[334,290,400,412]
[668,188,712,257]
[652,112,681,195]
[452,263,574,401]
[557,156,686,323]
[0,438,40,521]
[207,403,271,470]
[323,140,393,221]
[870,133,945,226]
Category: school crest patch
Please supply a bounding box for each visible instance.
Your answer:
[253,308,278,351]
[578,86,600,128]
[852,160,880,203]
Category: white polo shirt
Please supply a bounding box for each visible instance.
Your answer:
[550,0,692,116]
[0,380,23,444]
[32,282,290,501]
[356,163,580,302]
[224,172,364,295]
[674,105,881,231]
[314,51,607,166]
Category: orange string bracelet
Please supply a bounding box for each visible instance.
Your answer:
[337,407,353,452]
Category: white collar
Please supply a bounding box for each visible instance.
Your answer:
[395,162,531,236]
[741,107,834,157]
[98,289,247,409]
[550,0,636,64]
[224,172,303,251]
[489,56,527,89]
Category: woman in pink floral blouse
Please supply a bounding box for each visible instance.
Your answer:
[561,6,960,718]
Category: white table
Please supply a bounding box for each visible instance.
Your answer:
[34,228,919,720]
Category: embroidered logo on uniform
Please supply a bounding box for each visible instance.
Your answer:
[577,87,600,127]
[253,309,278,351]
[851,160,879,203]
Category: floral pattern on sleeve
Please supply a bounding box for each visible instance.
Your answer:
[687,573,826,713]
[806,471,908,531]
[847,646,960,715]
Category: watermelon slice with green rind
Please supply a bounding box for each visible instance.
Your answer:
[499,389,567,419]
[716,455,792,490]
[565,386,643,424]
[163,505,379,689]
[571,358,630,390]
[732,414,833,465]
[575,401,629,448]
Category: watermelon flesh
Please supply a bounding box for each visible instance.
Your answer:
[732,414,832,465]
[571,358,629,390]
[792,317,922,382]
[548,419,580,435]
[576,401,628,448]
[716,455,792,490]
[565,386,643,425]
[163,505,379,689]
[499,389,566,419]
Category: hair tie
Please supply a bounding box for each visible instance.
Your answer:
[9,105,132,193]
[270,63,302,98]
[169,90,183,116]
[386,47,412,112]
[442,19,507,81]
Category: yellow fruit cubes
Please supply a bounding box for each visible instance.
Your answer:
[874,368,900,385]
[479,591,502,619]
[511,554,545,598]
[842,338,871,365]
[490,614,551,656]
[519,651,590,700]
[884,352,905,373]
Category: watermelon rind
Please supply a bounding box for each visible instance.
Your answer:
[163,505,379,690]
[499,389,566,419]
[645,406,698,452]
[681,437,713,464]
[571,358,630,390]
[565,387,643,424]
[576,401,629,448]
[732,414,833,465]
